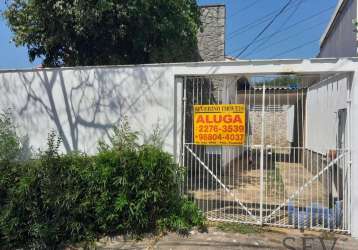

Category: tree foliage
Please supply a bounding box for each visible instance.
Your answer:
[3,0,201,67]
[254,75,301,87]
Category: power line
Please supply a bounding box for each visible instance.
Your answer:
[227,0,301,39]
[281,0,304,29]
[228,0,262,19]
[227,12,275,39]
[244,18,329,57]
[235,0,294,58]
[227,4,335,56]
[248,0,304,56]
[271,38,319,58]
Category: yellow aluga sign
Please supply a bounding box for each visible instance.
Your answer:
[194,104,246,145]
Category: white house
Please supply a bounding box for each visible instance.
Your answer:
[318,0,358,57]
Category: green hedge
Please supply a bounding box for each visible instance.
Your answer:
[0,122,205,249]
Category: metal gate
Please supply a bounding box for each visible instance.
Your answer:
[180,74,351,233]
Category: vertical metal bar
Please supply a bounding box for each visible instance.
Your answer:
[287,83,291,227]
[265,81,270,219]
[217,78,221,220]
[189,78,194,203]
[245,77,250,222]
[182,77,187,194]
[316,148,319,227]
[259,82,266,225]
[207,78,210,219]
[310,149,313,228]
[295,87,300,228]
[193,77,203,213]
[224,77,229,221]
[301,87,305,228]
[199,78,204,215]
[252,83,256,222]
[192,78,196,206]
[210,78,215,220]
[270,78,282,224]
[321,147,324,229]
[235,76,239,222]
[347,73,352,232]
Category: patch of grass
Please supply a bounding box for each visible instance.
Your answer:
[216,222,263,234]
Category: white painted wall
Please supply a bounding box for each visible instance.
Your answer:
[0,58,358,236]
[0,66,176,153]
[305,74,349,154]
[1,58,357,155]
[319,0,358,58]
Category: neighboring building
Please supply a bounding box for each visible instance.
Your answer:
[318,0,358,57]
[197,4,226,61]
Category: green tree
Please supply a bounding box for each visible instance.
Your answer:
[3,0,201,67]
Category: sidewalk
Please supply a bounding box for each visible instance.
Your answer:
[91,226,357,250]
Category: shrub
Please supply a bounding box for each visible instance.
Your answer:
[0,124,205,249]
[0,111,32,230]
[0,132,96,249]
[0,111,21,161]
[92,144,205,236]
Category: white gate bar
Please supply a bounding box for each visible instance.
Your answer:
[184,144,257,221]
[264,152,346,223]
[259,83,266,224]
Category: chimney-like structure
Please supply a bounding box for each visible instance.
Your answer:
[197,4,226,61]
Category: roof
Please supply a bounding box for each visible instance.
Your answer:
[320,0,351,46]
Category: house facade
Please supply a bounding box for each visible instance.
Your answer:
[318,0,358,57]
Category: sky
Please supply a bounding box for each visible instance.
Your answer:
[0,0,338,69]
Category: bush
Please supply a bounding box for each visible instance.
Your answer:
[0,132,96,249]
[0,124,205,249]
[0,111,22,161]
[0,111,32,231]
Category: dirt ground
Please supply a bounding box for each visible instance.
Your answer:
[190,160,326,206]
[88,227,357,250]
[278,161,328,206]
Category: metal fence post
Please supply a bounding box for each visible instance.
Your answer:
[259,83,266,225]
[180,77,187,195]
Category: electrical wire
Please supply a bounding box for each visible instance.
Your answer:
[244,19,329,57]
[235,0,294,57]
[226,4,335,57]
[228,0,262,19]
[227,0,301,39]
[271,38,319,58]
[247,0,304,56]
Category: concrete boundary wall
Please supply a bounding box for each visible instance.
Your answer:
[1,58,357,154]
[1,58,358,237]
[0,66,176,153]
[1,58,357,153]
